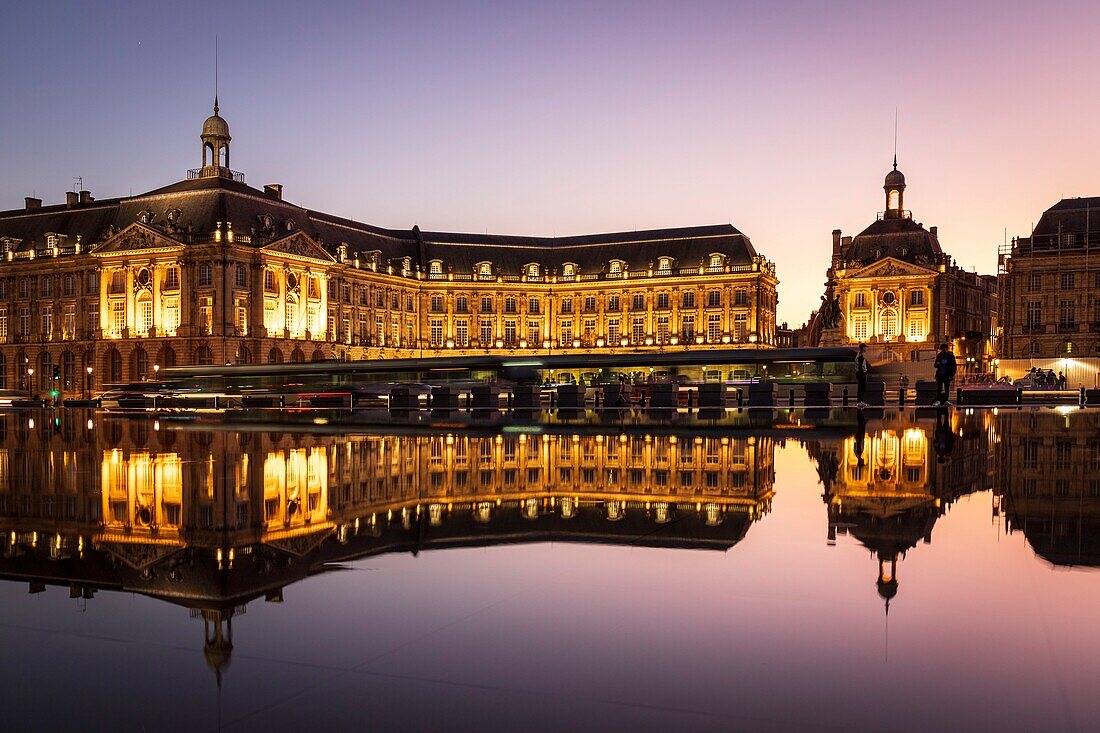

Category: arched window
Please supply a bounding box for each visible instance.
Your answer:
[132,346,148,381]
[107,348,122,383]
[311,349,326,362]
[237,347,252,365]
[879,309,898,341]
[290,347,305,363]
[888,189,901,210]
[263,269,276,292]
[268,347,284,364]
[38,352,52,392]
[157,345,176,369]
[194,345,213,366]
[1028,340,1041,356]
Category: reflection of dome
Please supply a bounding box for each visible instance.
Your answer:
[202,113,231,140]
[877,577,899,600]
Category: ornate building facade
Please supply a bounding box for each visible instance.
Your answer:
[820,162,998,373]
[0,103,779,396]
[999,197,1100,363]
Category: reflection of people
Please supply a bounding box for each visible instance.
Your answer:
[934,409,954,463]
[933,343,957,406]
[616,376,627,408]
[854,409,867,468]
[855,343,870,408]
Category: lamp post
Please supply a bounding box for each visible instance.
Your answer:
[27,367,34,394]
[85,365,93,401]
[153,363,160,379]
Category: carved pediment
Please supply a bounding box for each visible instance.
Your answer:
[261,232,335,263]
[91,223,184,255]
[95,539,184,570]
[847,257,937,279]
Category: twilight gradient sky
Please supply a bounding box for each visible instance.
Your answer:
[2,0,1098,323]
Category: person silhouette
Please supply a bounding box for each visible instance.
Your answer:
[934,408,955,463]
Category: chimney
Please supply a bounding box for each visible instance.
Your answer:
[831,229,842,255]
[264,184,283,200]
[842,235,852,248]
[66,191,79,208]
[24,197,42,211]
[79,190,93,204]
[929,226,938,238]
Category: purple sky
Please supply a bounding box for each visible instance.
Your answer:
[2,0,1097,323]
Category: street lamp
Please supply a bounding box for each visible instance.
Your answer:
[85,365,93,401]
[153,363,160,379]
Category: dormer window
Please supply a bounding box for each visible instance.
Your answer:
[562,263,576,278]
[476,262,492,280]
[429,260,443,276]
[402,257,412,274]
[657,257,672,273]
[138,210,153,225]
[526,263,540,278]
[609,260,624,276]
[709,254,724,269]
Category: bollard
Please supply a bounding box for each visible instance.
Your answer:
[898,387,906,406]
[956,387,962,406]
[687,390,695,410]
[788,390,795,407]
[736,389,744,407]
[842,387,849,407]
[1081,387,1086,407]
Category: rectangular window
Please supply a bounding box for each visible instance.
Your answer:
[608,318,620,344]
[1061,273,1076,290]
[262,270,275,292]
[456,320,469,347]
[164,299,180,336]
[632,294,645,310]
[40,305,52,338]
[1055,441,1073,470]
[108,272,123,295]
[733,313,747,342]
[306,305,318,335]
[480,319,493,345]
[41,276,52,297]
[854,292,867,308]
[391,317,400,346]
[430,295,444,313]
[528,297,540,315]
[481,296,494,313]
[505,297,517,314]
[734,289,747,306]
[910,289,924,306]
[583,318,596,345]
[681,314,695,340]
[110,301,124,336]
[63,275,74,297]
[456,296,468,313]
[1026,301,1042,330]
[608,295,620,312]
[707,314,722,342]
[236,301,248,336]
[376,316,385,345]
[682,292,695,308]
[199,297,213,335]
[584,296,596,313]
[561,297,573,314]
[0,309,7,342]
[430,319,444,347]
[527,320,540,345]
[656,315,670,343]
[505,320,517,346]
[632,317,645,344]
[908,318,924,338]
[656,293,669,309]
[707,291,721,307]
[1059,299,1076,328]
[559,320,573,347]
[1022,440,1039,469]
[1027,274,1041,292]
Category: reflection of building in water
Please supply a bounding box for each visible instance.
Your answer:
[807,409,993,609]
[0,414,775,680]
[996,410,1100,567]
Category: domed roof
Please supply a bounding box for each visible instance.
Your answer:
[202,112,231,140]
[884,161,905,188]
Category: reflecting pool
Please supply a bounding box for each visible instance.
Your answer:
[0,407,1098,732]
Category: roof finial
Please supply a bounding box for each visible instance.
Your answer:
[213,35,220,114]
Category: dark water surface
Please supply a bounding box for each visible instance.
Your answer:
[0,407,1097,732]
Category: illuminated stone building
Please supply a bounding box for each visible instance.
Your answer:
[996,410,1100,566]
[823,162,998,373]
[807,409,992,609]
[0,415,775,675]
[998,197,1100,371]
[0,102,778,395]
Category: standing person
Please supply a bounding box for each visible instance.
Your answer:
[1058,371,1067,390]
[933,343,957,406]
[855,343,870,408]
